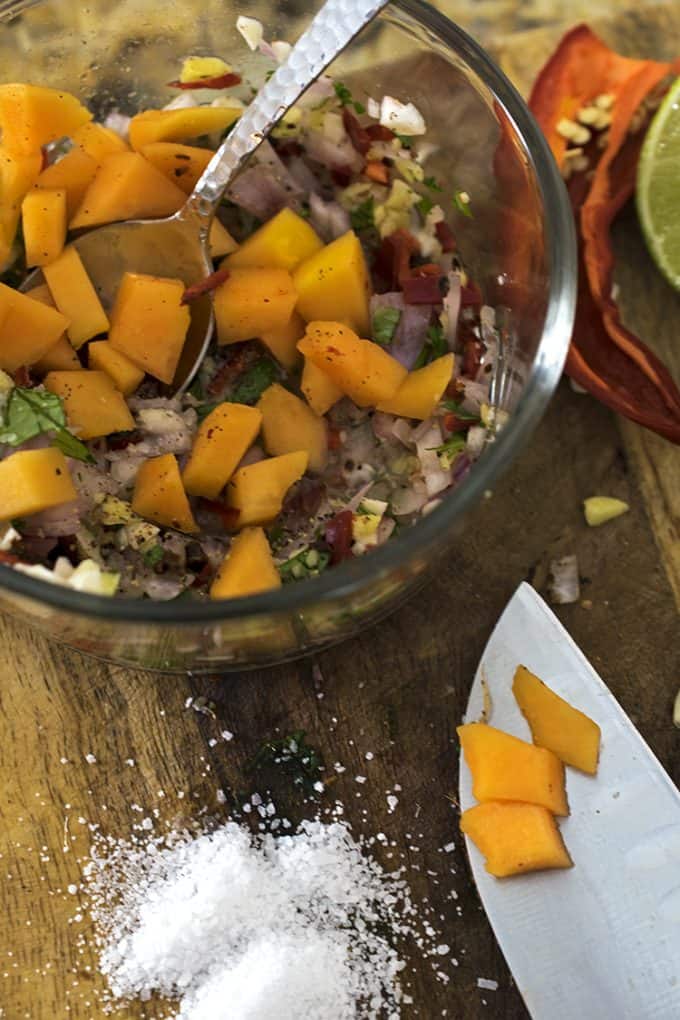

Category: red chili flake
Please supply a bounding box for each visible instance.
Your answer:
[327,425,342,451]
[167,72,242,90]
[373,229,420,292]
[443,413,468,433]
[435,220,456,253]
[198,499,240,530]
[364,160,389,185]
[365,124,395,142]
[460,281,482,307]
[324,509,354,565]
[182,266,230,304]
[331,166,352,188]
[402,273,442,305]
[12,365,35,388]
[342,108,371,155]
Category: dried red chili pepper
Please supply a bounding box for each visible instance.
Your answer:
[324,509,354,564]
[182,266,230,304]
[529,24,680,442]
[365,123,395,142]
[167,72,242,90]
[435,220,456,253]
[402,273,442,305]
[342,108,371,156]
[373,228,420,292]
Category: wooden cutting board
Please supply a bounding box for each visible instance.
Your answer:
[1,6,679,1018]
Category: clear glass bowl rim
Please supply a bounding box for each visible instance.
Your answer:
[0,0,577,624]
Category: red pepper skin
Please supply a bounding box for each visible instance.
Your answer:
[529,24,680,443]
[167,72,242,90]
[402,273,442,305]
[324,509,354,564]
[435,220,456,253]
[342,108,371,155]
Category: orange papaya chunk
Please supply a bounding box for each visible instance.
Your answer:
[132,453,198,534]
[227,208,323,272]
[210,527,281,600]
[0,283,69,372]
[377,353,455,419]
[34,148,99,218]
[108,272,190,385]
[300,357,343,415]
[460,801,573,878]
[258,383,327,473]
[44,370,135,439]
[0,448,77,522]
[213,267,297,345]
[298,321,406,407]
[0,84,91,157]
[22,188,67,267]
[42,246,109,348]
[88,341,145,397]
[0,147,42,265]
[458,722,569,816]
[71,121,129,161]
[69,152,186,229]
[226,451,309,528]
[512,665,601,775]
[139,142,213,195]
[128,106,240,150]
[293,230,371,335]
[259,311,305,370]
[182,403,262,500]
[25,284,81,373]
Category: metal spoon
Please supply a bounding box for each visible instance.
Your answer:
[23,0,389,393]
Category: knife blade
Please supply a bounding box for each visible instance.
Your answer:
[459,582,680,1020]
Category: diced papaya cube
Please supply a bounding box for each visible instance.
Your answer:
[298,321,406,408]
[44,370,135,439]
[226,450,308,528]
[210,527,281,600]
[260,311,305,369]
[0,283,69,371]
[460,802,573,878]
[301,357,343,415]
[214,267,297,345]
[293,230,371,335]
[0,147,42,265]
[42,246,109,348]
[139,142,213,195]
[88,341,145,396]
[182,402,262,499]
[458,723,569,816]
[208,219,238,258]
[108,273,189,385]
[71,121,129,161]
[512,665,601,775]
[34,149,99,218]
[0,84,91,157]
[377,353,454,419]
[22,188,67,267]
[128,106,241,151]
[258,383,327,473]
[69,152,186,229]
[24,284,81,373]
[228,208,323,272]
[132,453,198,534]
[0,448,77,522]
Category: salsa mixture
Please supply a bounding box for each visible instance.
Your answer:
[0,19,503,601]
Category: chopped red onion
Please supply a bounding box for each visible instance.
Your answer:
[465,425,487,459]
[308,193,351,241]
[236,444,265,468]
[287,157,323,197]
[548,555,580,605]
[375,516,395,544]
[390,484,429,516]
[162,93,199,111]
[415,421,452,496]
[369,292,431,370]
[461,379,489,414]
[344,480,374,513]
[391,418,414,447]
[22,500,81,537]
[142,575,187,601]
[304,129,363,174]
[227,141,303,219]
[371,411,397,442]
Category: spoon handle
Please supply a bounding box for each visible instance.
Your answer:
[182,0,389,234]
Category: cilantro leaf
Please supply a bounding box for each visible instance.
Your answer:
[142,544,164,567]
[372,307,401,346]
[349,197,375,232]
[416,195,434,219]
[413,322,447,369]
[442,398,480,422]
[278,547,330,583]
[434,433,466,457]
[394,132,413,148]
[0,387,94,462]
[230,358,278,405]
[452,189,473,218]
[423,176,442,191]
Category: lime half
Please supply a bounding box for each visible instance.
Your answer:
[637,76,680,291]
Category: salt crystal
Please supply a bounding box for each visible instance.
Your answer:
[355,776,367,785]
[386,795,399,813]
[67,885,78,895]
[443,842,455,853]
[84,754,97,765]
[365,752,374,761]
[477,978,499,991]
[221,730,234,742]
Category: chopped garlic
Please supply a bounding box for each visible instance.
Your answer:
[352,499,388,550]
[270,40,292,63]
[373,179,419,238]
[100,495,135,526]
[15,557,120,596]
[379,96,426,136]
[236,15,263,51]
[179,56,232,84]
[583,496,630,527]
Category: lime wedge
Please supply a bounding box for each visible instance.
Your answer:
[637,76,680,291]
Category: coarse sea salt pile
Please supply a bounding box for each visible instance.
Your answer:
[83,816,443,1019]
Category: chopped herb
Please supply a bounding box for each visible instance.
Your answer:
[413,322,448,369]
[264,69,275,82]
[298,202,311,220]
[349,196,375,233]
[452,189,473,218]
[278,547,330,583]
[423,176,442,191]
[188,376,205,401]
[442,398,480,422]
[142,544,164,567]
[230,358,278,405]
[434,433,466,457]
[415,195,434,219]
[333,81,365,114]
[247,729,324,796]
[395,132,413,148]
[372,306,401,346]
[0,387,93,462]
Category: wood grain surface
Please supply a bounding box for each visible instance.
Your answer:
[2,5,680,1020]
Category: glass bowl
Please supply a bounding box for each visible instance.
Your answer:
[0,0,576,672]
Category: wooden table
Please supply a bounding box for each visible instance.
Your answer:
[1,6,679,1018]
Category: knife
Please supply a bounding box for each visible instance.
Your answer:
[459,582,680,1020]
